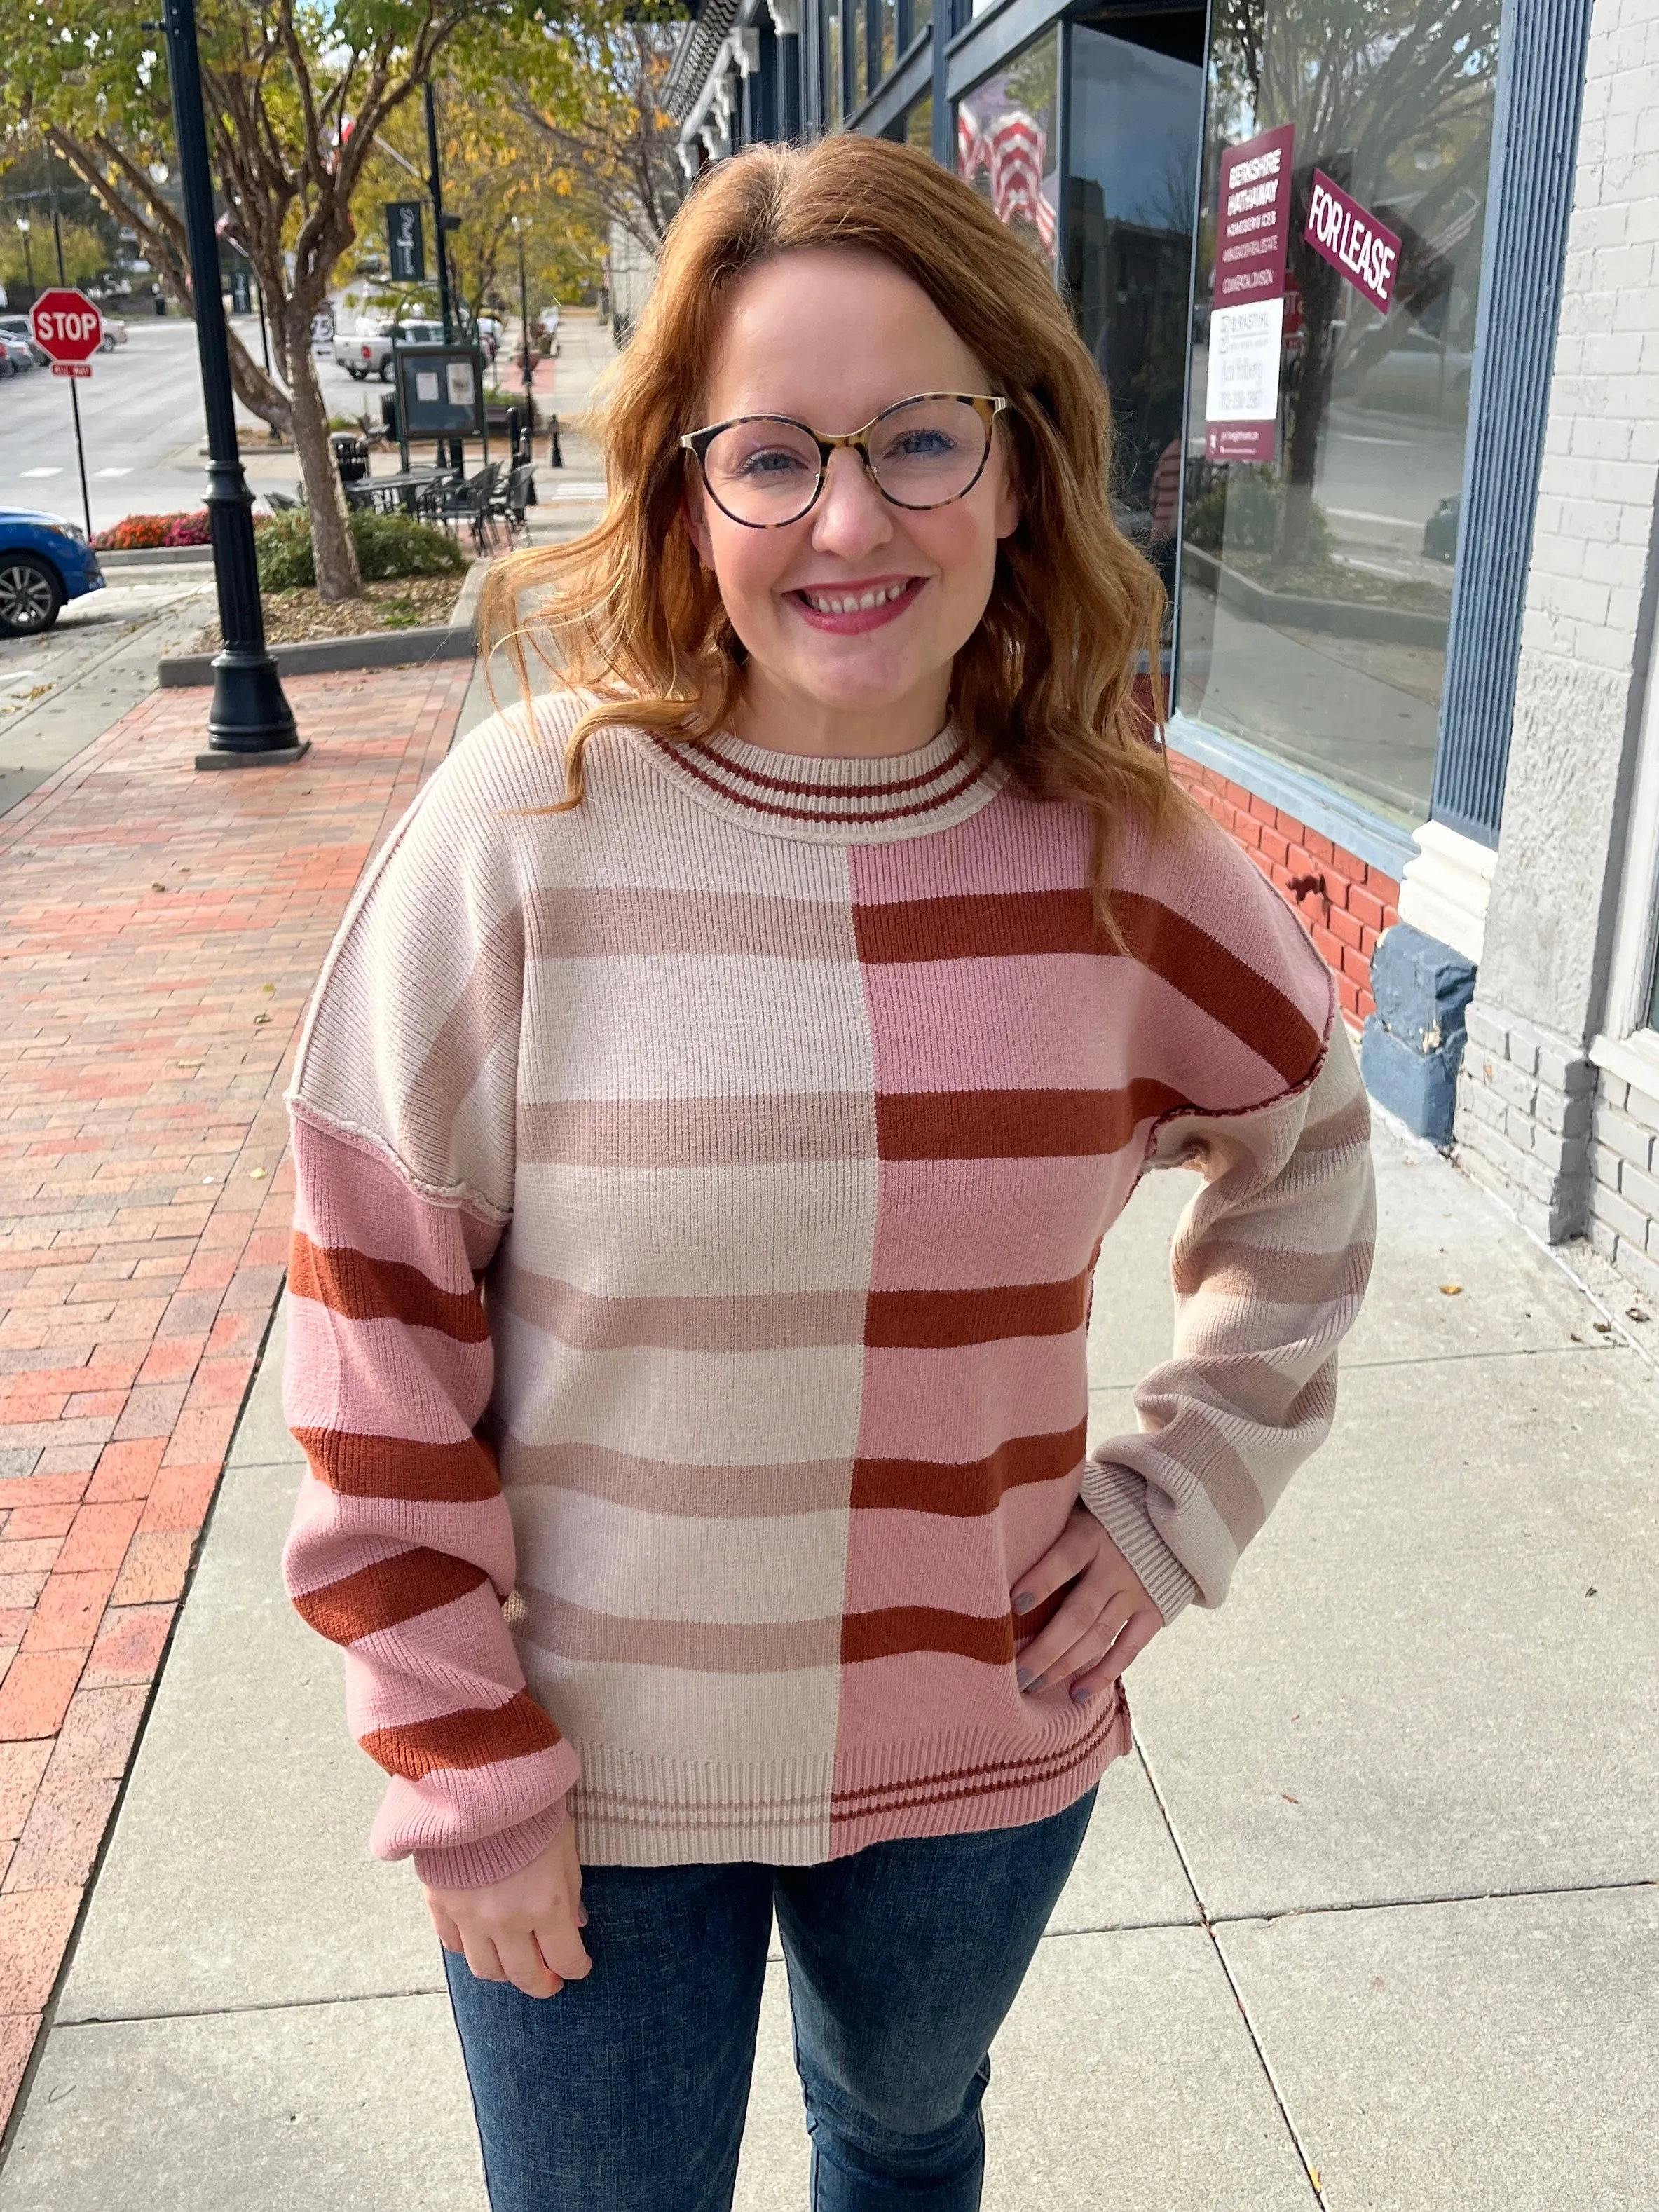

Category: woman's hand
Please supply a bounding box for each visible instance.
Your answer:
[1011,1506,1164,1705]
[423,1817,592,2000]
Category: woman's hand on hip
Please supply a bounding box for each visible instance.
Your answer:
[1011,1506,1164,1705]
[423,1817,592,2000]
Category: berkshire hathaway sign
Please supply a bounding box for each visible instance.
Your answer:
[1204,125,1295,465]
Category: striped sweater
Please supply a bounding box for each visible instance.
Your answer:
[281,703,1374,1885]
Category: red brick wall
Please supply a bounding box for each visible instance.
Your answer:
[1171,756,1400,1023]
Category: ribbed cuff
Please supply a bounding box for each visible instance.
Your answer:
[411,1798,568,1891]
[1079,1460,1202,1626]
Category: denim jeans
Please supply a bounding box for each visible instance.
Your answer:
[443,1787,1097,2212]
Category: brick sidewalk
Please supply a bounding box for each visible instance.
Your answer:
[0,660,473,2130]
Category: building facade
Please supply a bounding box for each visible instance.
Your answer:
[665,0,1659,1306]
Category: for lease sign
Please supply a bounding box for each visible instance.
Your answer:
[1304,170,1402,317]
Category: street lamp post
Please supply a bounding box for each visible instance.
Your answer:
[15,219,34,296]
[161,0,303,769]
[512,217,533,421]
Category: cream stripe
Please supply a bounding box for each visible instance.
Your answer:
[523,884,855,962]
[490,1306,868,1462]
[510,1489,850,1624]
[522,1648,842,1773]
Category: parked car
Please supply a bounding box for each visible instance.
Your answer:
[334,318,445,381]
[98,316,129,350]
[0,510,104,636]
[0,334,36,376]
[0,315,50,367]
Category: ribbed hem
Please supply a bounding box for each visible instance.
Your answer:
[630,721,1006,845]
[1079,1460,1202,1625]
[409,1798,568,1891]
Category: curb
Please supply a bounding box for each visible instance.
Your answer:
[99,545,216,569]
[158,624,475,685]
[1180,545,1450,648]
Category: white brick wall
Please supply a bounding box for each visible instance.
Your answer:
[1459,0,1659,1299]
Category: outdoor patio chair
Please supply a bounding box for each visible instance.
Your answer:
[265,489,302,512]
[491,463,535,544]
[433,462,502,552]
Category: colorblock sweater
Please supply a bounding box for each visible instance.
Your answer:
[281,702,1374,1885]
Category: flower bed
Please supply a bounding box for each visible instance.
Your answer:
[93,510,217,551]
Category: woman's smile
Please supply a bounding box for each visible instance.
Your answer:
[787,573,929,633]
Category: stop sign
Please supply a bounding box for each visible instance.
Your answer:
[30,289,103,364]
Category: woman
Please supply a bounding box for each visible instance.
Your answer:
[282,136,1373,2212]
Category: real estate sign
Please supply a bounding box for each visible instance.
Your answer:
[1204,124,1296,465]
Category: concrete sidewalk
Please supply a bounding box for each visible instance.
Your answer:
[0,1105,1653,2208]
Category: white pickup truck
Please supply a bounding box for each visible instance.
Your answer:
[334,319,445,381]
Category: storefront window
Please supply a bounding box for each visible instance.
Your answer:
[1176,1,1501,828]
[880,0,897,80]
[955,29,1058,268]
[910,0,933,38]
[854,0,870,107]
[825,0,844,128]
[1066,22,1203,616]
[906,95,934,155]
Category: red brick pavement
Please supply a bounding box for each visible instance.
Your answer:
[0,660,473,2129]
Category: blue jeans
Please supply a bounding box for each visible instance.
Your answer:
[444,1789,1096,2212]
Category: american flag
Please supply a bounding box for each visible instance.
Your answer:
[957,102,1057,259]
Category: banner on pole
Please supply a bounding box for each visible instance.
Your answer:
[385,202,426,284]
[1204,124,1296,465]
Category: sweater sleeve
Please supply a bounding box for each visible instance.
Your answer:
[280,730,580,1889]
[1084,1015,1375,1623]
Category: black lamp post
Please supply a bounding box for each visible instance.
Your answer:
[512,216,533,417]
[162,0,303,769]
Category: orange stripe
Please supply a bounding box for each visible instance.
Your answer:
[289,1231,489,1343]
[292,1549,488,1645]
[876,1082,1184,1160]
[865,1274,1088,1349]
[361,1689,561,1780]
[294,1427,501,1502]
[1114,892,1323,1086]
[841,1605,1016,1667]
[854,888,1096,964]
[850,1424,1086,1514]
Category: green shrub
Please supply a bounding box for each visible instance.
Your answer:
[254,508,466,591]
[1184,469,1331,561]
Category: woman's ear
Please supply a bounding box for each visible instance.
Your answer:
[683,475,716,569]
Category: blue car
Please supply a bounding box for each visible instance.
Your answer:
[0,508,104,637]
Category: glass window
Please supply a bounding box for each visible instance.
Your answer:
[906,94,934,155]
[825,0,844,128]
[854,0,870,106]
[1067,24,1204,624]
[955,29,1059,269]
[880,0,897,80]
[911,0,933,38]
[1176,1,1501,830]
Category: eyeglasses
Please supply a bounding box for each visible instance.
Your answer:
[681,392,1010,529]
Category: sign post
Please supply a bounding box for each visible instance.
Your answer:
[30,287,100,540]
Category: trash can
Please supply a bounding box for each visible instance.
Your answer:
[331,431,369,486]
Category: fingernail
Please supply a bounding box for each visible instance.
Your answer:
[577,1907,588,1927]
[1070,1685,1092,1707]
[1012,1591,1035,1615]
[1016,1667,1036,1691]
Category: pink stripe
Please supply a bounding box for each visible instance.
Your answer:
[859,957,1291,1101]
[856,1337,1086,1462]
[343,1587,529,1734]
[282,1300,491,1442]
[284,1470,517,1598]
[840,1487,1075,1614]
[371,1742,582,1863]
[848,788,1088,904]
[289,1117,491,1291]
[868,1156,1134,1291]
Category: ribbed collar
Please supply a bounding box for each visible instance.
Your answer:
[631,722,1006,845]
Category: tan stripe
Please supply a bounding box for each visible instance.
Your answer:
[519,1092,875,1166]
[496,1262,864,1351]
[1154,1408,1269,1552]
[500,1438,852,1517]
[1300,1088,1372,1154]
[1171,1238,1372,1306]
[517,1585,841,1672]
[523,884,854,962]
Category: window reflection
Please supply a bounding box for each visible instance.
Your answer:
[955,31,1059,267]
[1066,23,1203,627]
[880,0,897,79]
[1177,1,1501,828]
[906,95,934,154]
[825,0,843,128]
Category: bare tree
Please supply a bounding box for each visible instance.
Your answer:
[508,22,684,268]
